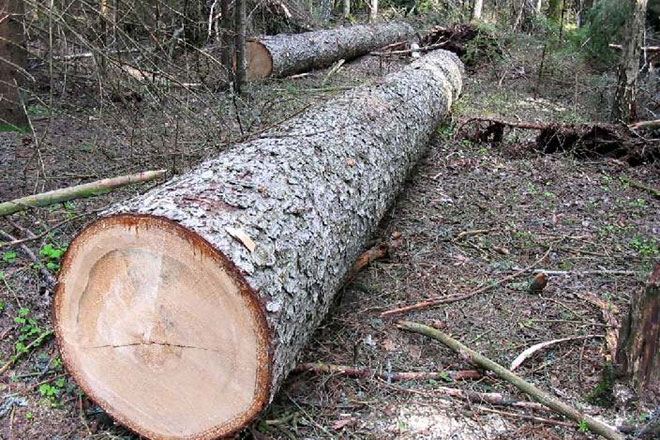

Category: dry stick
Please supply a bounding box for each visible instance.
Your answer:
[0,169,166,217]
[620,176,660,199]
[397,322,625,440]
[381,249,550,317]
[377,377,549,413]
[476,407,575,428]
[0,209,102,248]
[294,362,482,382]
[509,335,604,371]
[0,331,54,375]
[0,230,56,286]
[344,233,402,286]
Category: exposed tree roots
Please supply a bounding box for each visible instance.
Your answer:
[458,117,660,166]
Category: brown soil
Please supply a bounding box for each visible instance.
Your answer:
[1,32,658,440]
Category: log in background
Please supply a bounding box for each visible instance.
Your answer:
[55,49,464,439]
[246,21,415,78]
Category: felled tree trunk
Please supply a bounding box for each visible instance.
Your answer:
[246,21,414,79]
[0,0,27,128]
[615,263,660,399]
[54,50,463,440]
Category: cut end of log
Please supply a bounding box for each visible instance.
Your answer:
[54,214,271,440]
[246,40,273,80]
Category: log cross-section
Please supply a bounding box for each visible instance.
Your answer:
[246,22,415,79]
[54,50,463,440]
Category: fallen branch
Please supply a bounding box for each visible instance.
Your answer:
[620,176,660,199]
[294,362,481,382]
[458,117,660,165]
[0,170,166,217]
[510,335,604,371]
[476,406,575,428]
[381,249,550,317]
[515,268,641,276]
[378,378,549,413]
[397,321,624,440]
[0,331,54,375]
[577,293,619,361]
[344,232,401,286]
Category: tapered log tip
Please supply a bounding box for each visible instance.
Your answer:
[54,214,271,440]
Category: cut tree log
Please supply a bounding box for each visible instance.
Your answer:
[54,50,463,440]
[245,22,415,79]
[615,263,660,400]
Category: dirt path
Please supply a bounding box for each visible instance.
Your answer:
[0,34,658,440]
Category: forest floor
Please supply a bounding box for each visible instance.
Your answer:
[0,27,659,440]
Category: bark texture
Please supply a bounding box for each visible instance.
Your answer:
[472,0,484,20]
[0,0,27,127]
[613,0,648,122]
[55,50,463,439]
[615,263,660,399]
[246,21,414,79]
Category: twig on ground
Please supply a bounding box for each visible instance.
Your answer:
[576,293,620,361]
[516,268,641,276]
[397,321,625,440]
[344,232,402,286]
[294,362,481,382]
[381,249,550,317]
[620,176,660,199]
[452,228,492,242]
[0,331,54,375]
[377,378,549,412]
[0,209,103,248]
[509,335,604,371]
[476,406,575,428]
[0,169,166,217]
[0,230,56,286]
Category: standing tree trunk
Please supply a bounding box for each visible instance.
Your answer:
[535,0,543,14]
[472,0,484,20]
[369,0,378,22]
[612,0,648,122]
[343,0,350,17]
[220,0,233,81]
[0,0,27,128]
[53,50,463,440]
[320,0,332,22]
[234,0,246,92]
[615,263,660,399]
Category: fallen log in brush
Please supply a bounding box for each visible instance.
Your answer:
[458,117,660,165]
[245,22,414,79]
[54,50,463,440]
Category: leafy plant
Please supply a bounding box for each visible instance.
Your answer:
[39,243,66,272]
[586,362,615,408]
[2,251,17,263]
[578,420,590,433]
[630,237,659,258]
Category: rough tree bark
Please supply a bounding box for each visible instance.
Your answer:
[615,263,660,399]
[613,0,648,122]
[0,0,27,127]
[472,0,484,20]
[369,0,378,22]
[343,0,350,17]
[220,0,232,80]
[234,0,246,92]
[246,22,414,79]
[54,50,463,440]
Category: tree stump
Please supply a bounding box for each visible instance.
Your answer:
[54,50,463,440]
[615,263,660,399]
